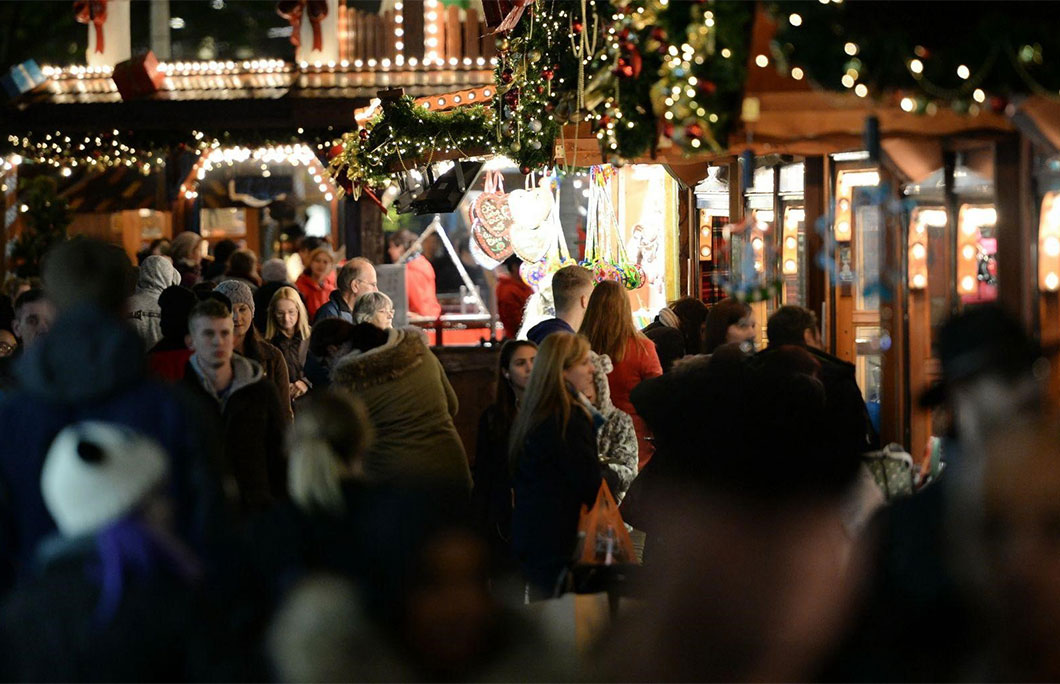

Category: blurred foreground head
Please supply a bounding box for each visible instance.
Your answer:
[606,346,865,681]
[268,574,408,683]
[984,416,1060,680]
[42,238,132,316]
[922,303,1044,444]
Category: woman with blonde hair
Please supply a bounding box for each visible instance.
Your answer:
[287,390,373,515]
[509,332,604,598]
[267,286,313,402]
[352,291,395,329]
[579,280,662,469]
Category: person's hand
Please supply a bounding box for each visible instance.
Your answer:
[291,380,309,399]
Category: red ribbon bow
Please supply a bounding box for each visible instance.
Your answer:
[494,0,532,34]
[74,0,108,54]
[276,0,329,52]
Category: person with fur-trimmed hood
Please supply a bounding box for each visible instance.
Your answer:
[331,323,470,491]
[583,352,638,502]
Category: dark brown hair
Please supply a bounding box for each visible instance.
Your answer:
[704,298,752,354]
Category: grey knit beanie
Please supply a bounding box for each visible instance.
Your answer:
[215,279,255,314]
[261,258,288,283]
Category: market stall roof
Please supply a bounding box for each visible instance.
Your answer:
[3,61,494,133]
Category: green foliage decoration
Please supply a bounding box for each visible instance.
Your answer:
[9,176,71,277]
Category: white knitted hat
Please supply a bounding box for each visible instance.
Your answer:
[41,422,168,537]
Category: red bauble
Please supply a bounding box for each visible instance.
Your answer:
[698,80,717,95]
[598,114,611,129]
[536,85,546,95]
[358,129,369,141]
[329,144,344,158]
[542,68,554,81]
[520,165,532,174]
[687,123,704,139]
[504,89,520,106]
[500,69,514,84]
[572,19,583,34]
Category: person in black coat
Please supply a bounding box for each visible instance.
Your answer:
[181,298,287,514]
[473,340,537,565]
[509,333,603,598]
[753,305,879,455]
[642,297,708,372]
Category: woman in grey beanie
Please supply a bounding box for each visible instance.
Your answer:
[215,279,293,422]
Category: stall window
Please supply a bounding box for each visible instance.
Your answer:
[854,197,882,312]
[855,325,884,432]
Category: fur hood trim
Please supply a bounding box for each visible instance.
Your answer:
[331,327,425,389]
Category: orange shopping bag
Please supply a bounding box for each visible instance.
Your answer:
[573,480,637,566]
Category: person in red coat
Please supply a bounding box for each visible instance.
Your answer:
[294,246,336,320]
[388,230,441,319]
[580,280,663,469]
[495,255,533,339]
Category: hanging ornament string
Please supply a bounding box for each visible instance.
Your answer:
[568,0,599,116]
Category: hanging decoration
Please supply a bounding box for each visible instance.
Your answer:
[581,165,644,290]
[520,172,578,291]
[469,169,515,266]
[74,0,108,54]
[508,172,556,262]
[768,1,1060,114]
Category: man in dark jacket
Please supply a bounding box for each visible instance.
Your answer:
[182,298,287,513]
[526,265,593,345]
[754,305,880,455]
[0,239,219,592]
[314,257,376,324]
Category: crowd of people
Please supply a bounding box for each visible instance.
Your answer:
[0,232,1057,681]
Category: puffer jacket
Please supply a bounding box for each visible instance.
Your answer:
[589,352,638,502]
[127,256,182,350]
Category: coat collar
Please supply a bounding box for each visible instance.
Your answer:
[331,327,426,389]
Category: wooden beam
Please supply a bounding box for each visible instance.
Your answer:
[996,135,1037,328]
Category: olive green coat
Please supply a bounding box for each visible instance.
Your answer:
[332,328,471,490]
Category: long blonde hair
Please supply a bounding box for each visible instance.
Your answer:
[579,279,645,362]
[267,286,311,340]
[508,332,591,471]
[287,390,373,514]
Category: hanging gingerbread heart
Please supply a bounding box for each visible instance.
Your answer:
[508,185,554,232]
[472,218,514,263]
[472,192,514,238]
[468,228,504,269]
[508,179,556,263]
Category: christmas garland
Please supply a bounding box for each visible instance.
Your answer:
[767,1,1060,114]
[329,95,495,195]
